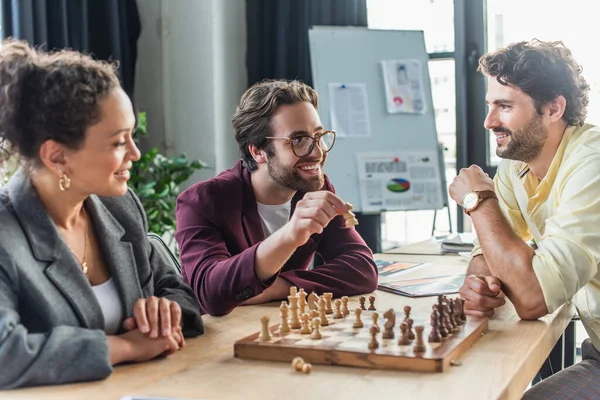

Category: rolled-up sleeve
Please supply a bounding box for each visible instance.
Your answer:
[532,152,600,313]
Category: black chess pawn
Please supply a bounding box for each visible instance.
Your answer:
[445,303,457,331]
[406,318,415,341]
[359,296,366,311]
[452,299,463,326]
[403,305,411,322]
[398,322,410,345]
[368,295,376,311]
[428,311,441,343]
[437,304,448,338]
[459,298,467,322]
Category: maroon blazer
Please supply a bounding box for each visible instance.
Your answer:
[175,160,378,316]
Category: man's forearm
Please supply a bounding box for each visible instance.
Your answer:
[470,200,547,318]
[254,229,299,281]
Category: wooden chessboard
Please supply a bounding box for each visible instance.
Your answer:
[234,308,488,373]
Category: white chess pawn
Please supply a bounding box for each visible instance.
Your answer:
[300,313,312,334]
[353,308,364,328]
[311,317,323,340]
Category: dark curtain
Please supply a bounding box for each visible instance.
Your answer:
[2,0,141,99]
[245,0,368,87]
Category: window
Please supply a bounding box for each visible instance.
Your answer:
[367,0,457,246]
[486,0,600,166]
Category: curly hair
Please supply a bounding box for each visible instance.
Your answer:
[478,39,590,126]
[0,39,120,162]
[232,79,318,171]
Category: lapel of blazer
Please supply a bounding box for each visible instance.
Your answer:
[86,195,141,319]
[240,166,265,247]
[6,170,104,329]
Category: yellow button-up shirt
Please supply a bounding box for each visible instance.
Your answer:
[472,124,600,350]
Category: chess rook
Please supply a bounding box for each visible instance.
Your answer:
[413,326,426,353]
[259,316,272,342]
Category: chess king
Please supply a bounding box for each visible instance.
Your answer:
[175,79,378,316]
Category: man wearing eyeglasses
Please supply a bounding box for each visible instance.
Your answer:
[175,79,378,316]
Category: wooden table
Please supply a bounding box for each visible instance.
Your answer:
[4,253,574,400]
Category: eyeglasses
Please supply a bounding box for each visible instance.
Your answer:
[265,130,336,158]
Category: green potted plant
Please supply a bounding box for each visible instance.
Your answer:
[128,112,207,247]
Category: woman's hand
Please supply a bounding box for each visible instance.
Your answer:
[122,296,185,348]
[108,329,180,365]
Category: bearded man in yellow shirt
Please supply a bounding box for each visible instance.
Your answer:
[449,39,600,398]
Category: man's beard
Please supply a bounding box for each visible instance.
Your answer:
[496,114,548,163]
[267,155,325,192]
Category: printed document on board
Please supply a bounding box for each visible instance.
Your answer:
[328,83,371,137]
[381,59,426,114]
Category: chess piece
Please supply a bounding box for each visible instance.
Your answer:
[359,296,367,310]
[259,316,272,342]
[403,305,411,323]
[307,292,319,310]
[459,298,467,322]
[344,202,359,227]
[368,325,379,350]
[301,363,312,374]
[333,299,343,319]
[311,317,323,339]
[290,286,298,297]
[371,311,380,333]
[300,313,312,334]
[288,293,302,329]
[413,325,426,353]
[406,318,415,341]
[323,292,334,314]
[383,309,396,339]
[445,303,457,331]
[397,322,410,345]
[353,308,364,328]
[428,310,441,343]
[291,357,304,371]
[437,304,448,338]
[299,288,307,315]
[368,295,376,311]
[318,297,329,326]
[309,309,319,319]
[279,301,291,335]
[444,313,453,336]
[453,298,463,326]
[341,296,350,316]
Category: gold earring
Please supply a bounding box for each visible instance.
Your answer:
[58,171,71,191]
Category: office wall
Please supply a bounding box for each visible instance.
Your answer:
[134,0,247,184]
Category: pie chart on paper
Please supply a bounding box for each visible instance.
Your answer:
[386,178,410,193]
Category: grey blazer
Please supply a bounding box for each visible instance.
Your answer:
[0,170,204,389]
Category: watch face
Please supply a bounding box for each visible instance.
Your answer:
[462,192,479,210]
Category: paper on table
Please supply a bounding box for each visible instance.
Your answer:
[328,83,371,137]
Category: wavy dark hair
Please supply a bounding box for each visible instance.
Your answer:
[478,39,590,126]
[0,39,120,164]
[232,79,319,171]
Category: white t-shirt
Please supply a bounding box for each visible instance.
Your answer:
[91,278,123,335]
[256,200,291,237]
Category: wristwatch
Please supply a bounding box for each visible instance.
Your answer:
[461,190,497,215]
